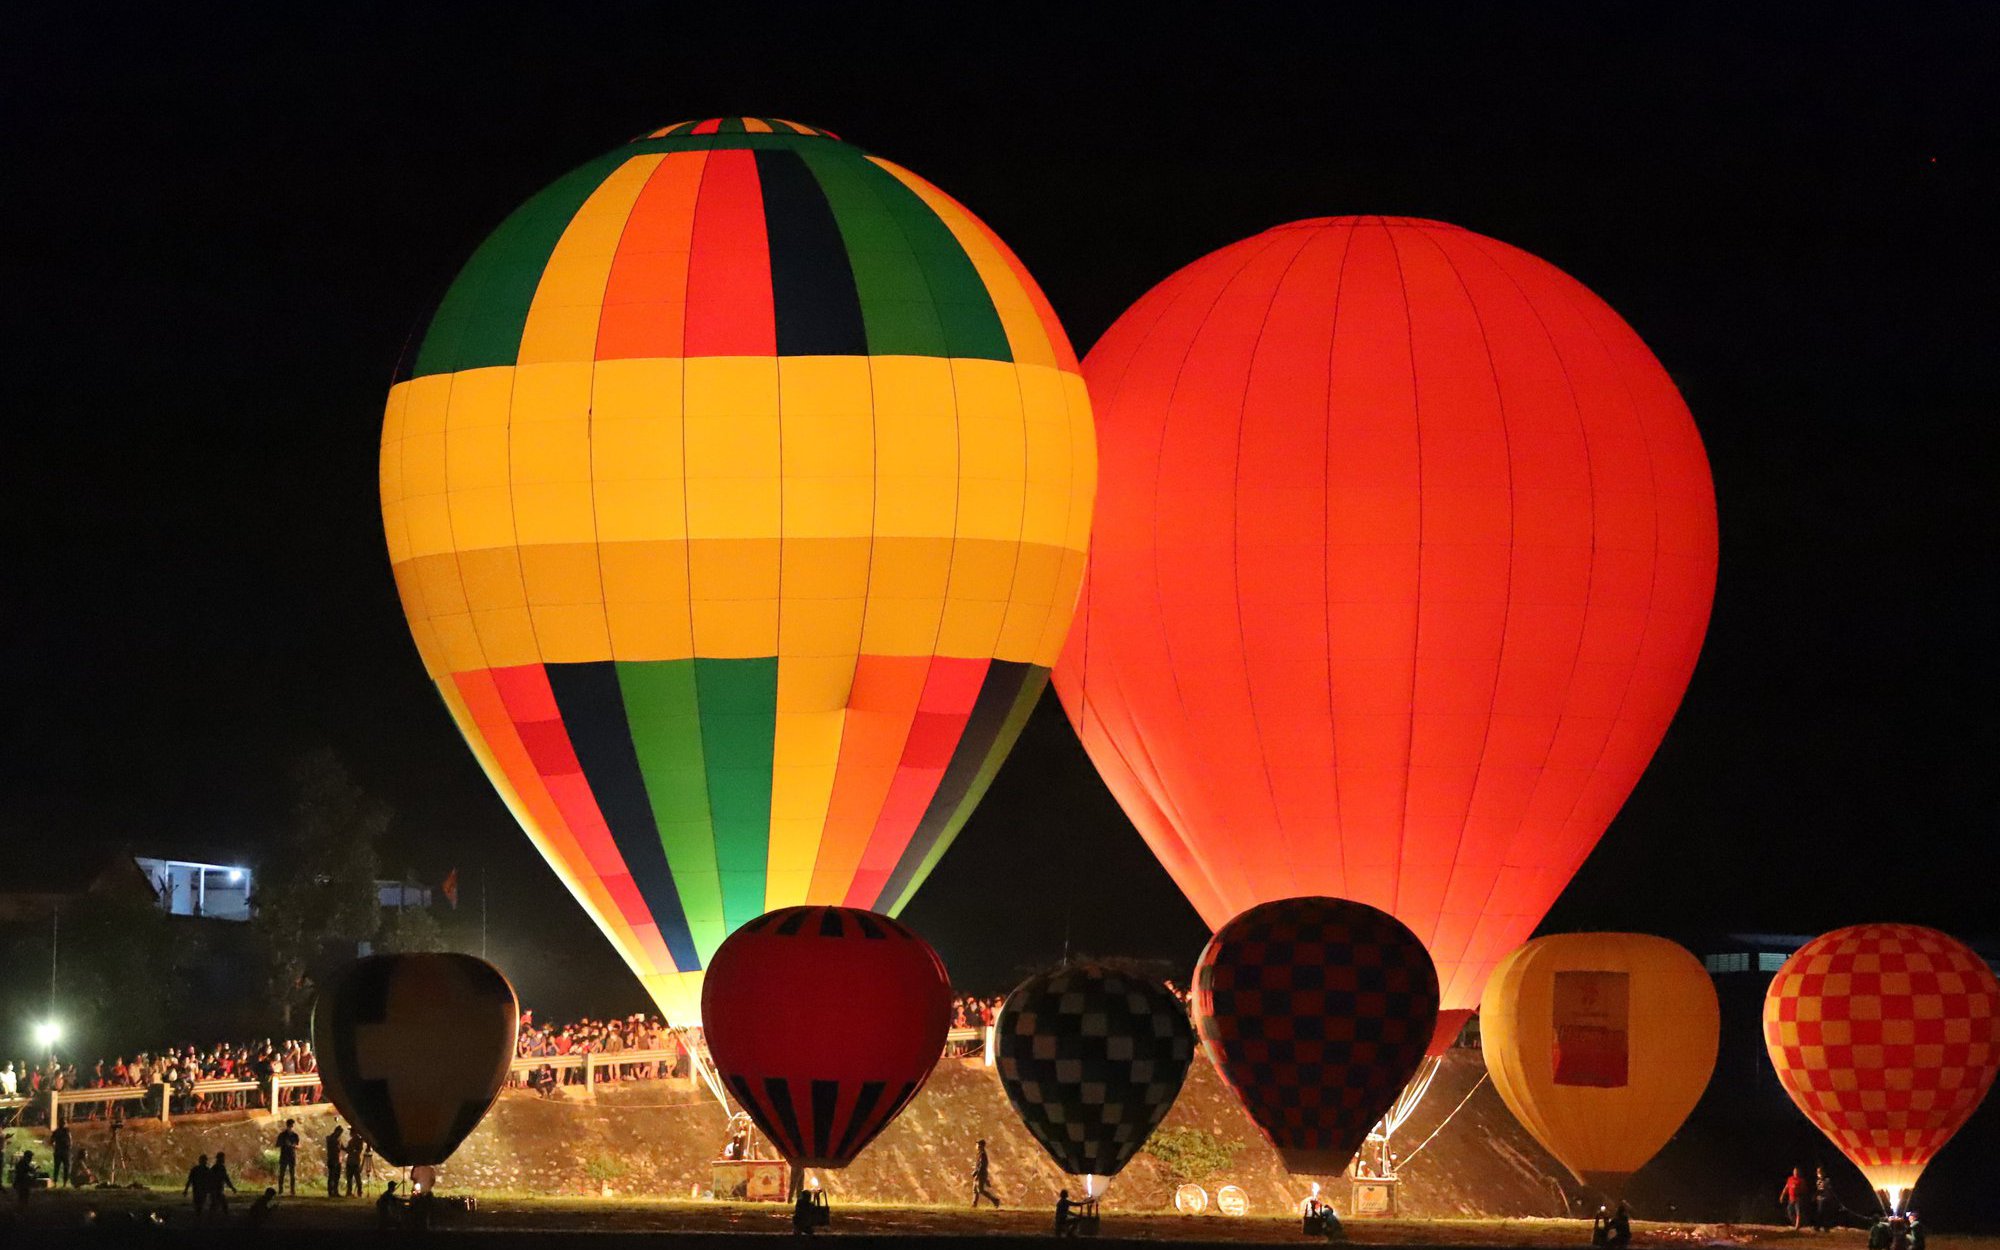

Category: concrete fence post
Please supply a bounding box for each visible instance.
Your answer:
[47,1090,61,1129]
[155,1082,171,1124]
[584,1053,596,1098]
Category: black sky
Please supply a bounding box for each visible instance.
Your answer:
[4,2,1995,1016]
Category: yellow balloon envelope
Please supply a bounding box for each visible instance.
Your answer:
[378,118,1094,1023]
[1479,933,1718,1194]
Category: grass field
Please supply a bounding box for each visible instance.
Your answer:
[5,1186,1989,1248]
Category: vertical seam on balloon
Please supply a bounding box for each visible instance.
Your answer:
[1381,222,1423,930]
[681,153,721,939]
[1318,223,1359,903]
[1446,231,1602,1011]
[1406,226,1519,981]
[1224,228,1319,906]
[1070,259,1219,921]
[580,155,664,679]
[792,151,924,902]
[1142,232,1292,918]
[1549,279,1671,858]
[1486,240,1664,901]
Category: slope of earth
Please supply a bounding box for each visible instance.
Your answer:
[8,1050,1717,1220]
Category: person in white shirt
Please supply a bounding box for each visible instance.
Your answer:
[0,1063,15,1098]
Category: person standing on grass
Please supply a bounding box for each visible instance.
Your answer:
[1781,1167,1808,1230]
[344,1131,367,1196]
[274,1118,300,1195]
[324,1123,345,1197]
[208,1144,237,1216]
[49,1121,71,1186]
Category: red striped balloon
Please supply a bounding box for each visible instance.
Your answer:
[701,905,952,1168]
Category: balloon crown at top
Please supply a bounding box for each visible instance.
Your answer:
[636,117,843,141]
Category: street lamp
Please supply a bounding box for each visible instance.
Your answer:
[32,1019,62,1055]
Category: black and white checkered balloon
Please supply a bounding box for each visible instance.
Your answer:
[996,964,1195,1179]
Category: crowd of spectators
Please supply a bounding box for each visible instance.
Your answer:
[1,1041,320,1124]
[2,994,1025,1124]
[510,1012,695,1096]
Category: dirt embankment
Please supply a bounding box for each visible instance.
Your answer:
[20,1051,1591,1217]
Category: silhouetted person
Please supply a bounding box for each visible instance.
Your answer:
[376,1179,401,1230]
[1055,1188,1078,1237]
[1908,1211,1926,1250]
[324,1125,344,1197]
[183,1153,209,1216]
[49,1123,71,1186]
[344,1133,367,1196]
[792,1184,827,1234]
[1605,1200,1631,1247]
[208,1151,238,1216]
[247,1187,278,1228]
[12,1150,34,1207]
[1814,1167,1833,1232]
[69,1146,93,1188]
[274,1119,300,1194]
[970,1138,1000,1208]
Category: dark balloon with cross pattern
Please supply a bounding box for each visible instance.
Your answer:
[701,905,952,1168]
[312,953,520,1167]
[1193,897,1439,1176]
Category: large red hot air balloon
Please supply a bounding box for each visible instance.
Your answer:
[1055,216,1717,1051]
[1193,897,1439,1175]
[1764,924,2000,1212]
[701,905,952,1169]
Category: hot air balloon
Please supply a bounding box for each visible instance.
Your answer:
[1480,933,1718,1195]
[701,904,952,1170]
[996,964,1195,1193]
[1193,897,1438,1175]
[1764,924,2000,1212]
[379,118,1094,1026]
[1054,215,1717,1055]
[312,953,519,1168]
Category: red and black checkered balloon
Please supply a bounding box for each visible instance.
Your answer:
[702,906,953,1168]
[312,953,520,1168]
[1193,897,1439,1175]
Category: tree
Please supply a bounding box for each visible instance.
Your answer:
[251,748,386,1032]
[0,894,183,1060]
[374,901,447,954]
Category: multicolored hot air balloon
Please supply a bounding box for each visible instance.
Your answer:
[312,954,520,1168]
[701,904,952,1169]
[1480,933,1718,1195]
[996,964,1195,1191]
[1193,897,1439,1175]
[1055,216,1717,1052]
[379,118,1094,1024]
[1764,924,2000,1212]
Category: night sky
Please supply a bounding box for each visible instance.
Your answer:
[6,3,1994,1016]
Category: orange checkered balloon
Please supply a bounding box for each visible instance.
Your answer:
[1763,924,2000,1209]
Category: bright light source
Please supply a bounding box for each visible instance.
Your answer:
[228,868,244,883]
[32,1020,62,1049]
[1884,1186,1906,1215]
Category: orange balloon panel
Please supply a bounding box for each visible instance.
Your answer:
[1054,217,1717,1049]
[1764,924,2000,1207]
[1480,933,1717,1192]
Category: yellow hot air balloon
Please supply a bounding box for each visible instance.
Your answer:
[378,118,1094,1024]
[1480,933,1718,1194]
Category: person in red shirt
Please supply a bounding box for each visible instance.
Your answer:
[1781,1168,1808,1230]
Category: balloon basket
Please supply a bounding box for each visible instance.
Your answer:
[1349,1176,1398,1217]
